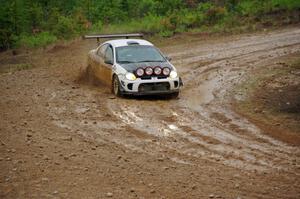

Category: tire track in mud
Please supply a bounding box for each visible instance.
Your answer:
[45,28,300,173]
[4,29,300,199]
[105,28,300,172]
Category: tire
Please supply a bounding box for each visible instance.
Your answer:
[112,75,123,97]
[169,91,179,99]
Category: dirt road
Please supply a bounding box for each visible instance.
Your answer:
[1,27,300,198]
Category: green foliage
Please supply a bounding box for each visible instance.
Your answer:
[236,0,263,16]
[16,32,57,48]
[91,21,103,33]
[159,30,174,37]
[269,0,300,10]
[101,15,164,34]
[0,0,299,50]
[52,16,76,39]
[236,0,300,17]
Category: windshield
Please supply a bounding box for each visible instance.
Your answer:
[116,45,166,64]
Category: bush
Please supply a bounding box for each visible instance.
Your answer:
[91,21,103,33]
[180,10,199,28]
[138,15,164,33]
[1,0,300,50]
[73,10,90,33]
[159,30,173,37]
[270,0,300,10]
[222,14,241,29]
[206,6,228,24]
[101,14,164,34]
[16,32,57,48]
[236,1,263,16]
[235,0,300,17]
[197,2,215,13]
[196,2,228,25]
[0,29,16,50]
[52,16,76,39]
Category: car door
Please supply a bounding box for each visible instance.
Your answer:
[101,45,114,86]
[90,44,108,83]
[90,43,114,86]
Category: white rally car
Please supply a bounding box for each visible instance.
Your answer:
[84,33,182,97]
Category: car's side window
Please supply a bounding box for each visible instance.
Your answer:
[104,45,114,64]
[97,44,108,58]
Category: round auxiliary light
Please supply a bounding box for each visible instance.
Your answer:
[162,67,170,76]
[145,67,153,76]
[136,68,144,77]
[154,67,162,75]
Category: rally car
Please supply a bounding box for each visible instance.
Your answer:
[84,33,182,97]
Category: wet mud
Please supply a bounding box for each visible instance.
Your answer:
[1,27,300,198]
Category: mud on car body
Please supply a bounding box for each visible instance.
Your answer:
[84,33,183,97]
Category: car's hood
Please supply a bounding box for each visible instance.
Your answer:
[119,62,173,73]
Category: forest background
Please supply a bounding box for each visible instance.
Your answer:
[0,0,299,50]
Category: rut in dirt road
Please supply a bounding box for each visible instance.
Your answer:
[49,28,300,173]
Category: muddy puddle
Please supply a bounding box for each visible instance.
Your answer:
[42,28,300,173]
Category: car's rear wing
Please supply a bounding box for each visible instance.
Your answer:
[83,33,143,42]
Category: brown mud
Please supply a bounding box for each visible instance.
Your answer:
[1,27,300,198]
[233,52,300,146]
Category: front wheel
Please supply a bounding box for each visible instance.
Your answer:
[169,91,179,99]
[112,75,123,97]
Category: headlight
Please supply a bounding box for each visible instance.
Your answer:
[170,70,178,78]
[125,73,136,81]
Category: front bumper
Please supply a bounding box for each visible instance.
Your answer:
[119,76,182,95]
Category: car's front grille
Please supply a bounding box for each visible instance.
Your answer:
[138,82,170,92]
[141,76,152,80]
[157,76,167,79]
[140,76,167,80]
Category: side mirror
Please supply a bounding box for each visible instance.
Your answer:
[165,56,172,61]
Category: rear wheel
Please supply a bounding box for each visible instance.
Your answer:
[112,75,123,97]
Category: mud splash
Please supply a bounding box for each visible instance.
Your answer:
[104,28,300,172]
